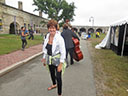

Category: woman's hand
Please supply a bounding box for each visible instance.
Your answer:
[41,58,46,66]
[25,34,28,36]
[57,63,63,72]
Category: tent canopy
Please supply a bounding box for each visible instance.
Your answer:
[95,17,128,49]
[111,17,128,27]
[95,17,128,56]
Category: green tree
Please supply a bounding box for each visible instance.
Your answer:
[33,0,76,25]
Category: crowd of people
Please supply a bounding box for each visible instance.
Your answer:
[78,30,101,40]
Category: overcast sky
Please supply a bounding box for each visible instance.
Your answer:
[5,0,128,26]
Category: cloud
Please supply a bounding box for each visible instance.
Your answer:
[68,0,128,26]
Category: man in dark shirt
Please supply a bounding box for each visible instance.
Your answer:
[61,24,80,67]
[28,27,34,40]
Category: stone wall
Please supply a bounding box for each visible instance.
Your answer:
[73,25,109,33]
[0,2,48,34]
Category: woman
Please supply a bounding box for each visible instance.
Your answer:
[41,19,66,96]
[21,26,28,51]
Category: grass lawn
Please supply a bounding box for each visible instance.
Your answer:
[89,33,128,96]
[0,34,43,55]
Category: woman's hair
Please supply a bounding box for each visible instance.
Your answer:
[47,19,58,29]
[63,24,68,29]
[21,26,24,30]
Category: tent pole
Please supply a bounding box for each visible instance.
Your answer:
[121,24,127,57]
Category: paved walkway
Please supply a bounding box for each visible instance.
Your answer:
[0,44,42,70]
[0,40,96,96]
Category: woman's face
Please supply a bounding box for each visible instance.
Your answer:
[22,27,25,31]
[48,26,56,36]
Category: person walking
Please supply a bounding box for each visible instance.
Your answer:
[41,19,66,96]
[21,26,28,51]
[28,27,34,40]
[61,24,80,67]
[88,31,91,40]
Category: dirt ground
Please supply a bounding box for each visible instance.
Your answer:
[86,40,107,96]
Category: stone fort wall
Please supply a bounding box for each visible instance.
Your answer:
[72,25,109,33]
[0,1,48,34]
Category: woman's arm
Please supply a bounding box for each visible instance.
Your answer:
[59,36,66,63]
[57,36,66,72]
[21,32,25,36]
[41,36,48,66]
[21,31,28,37]
[42,34,49,59]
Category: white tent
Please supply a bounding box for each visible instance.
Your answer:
[95,27,111,49]
[95,17,128,56]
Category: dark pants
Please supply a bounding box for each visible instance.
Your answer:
[96,34,99,38]
[22,39,27,49]
[49,65,62,95]
[28,34,34,40]
[66,48,74,65]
